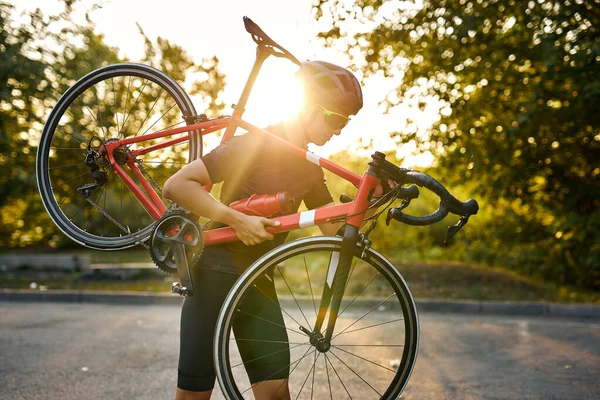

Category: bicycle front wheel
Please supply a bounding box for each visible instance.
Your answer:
[214,236,419,399]
[37,63,202,250]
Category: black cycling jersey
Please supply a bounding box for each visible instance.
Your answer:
[199,123,333,273]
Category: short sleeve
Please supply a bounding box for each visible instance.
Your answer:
[303,169,334,210]
[201,133,259,184]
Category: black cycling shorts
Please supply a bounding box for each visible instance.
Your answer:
[177,252,290,392]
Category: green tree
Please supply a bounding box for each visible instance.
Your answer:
[0,1,226,248]
[314,0,599,288]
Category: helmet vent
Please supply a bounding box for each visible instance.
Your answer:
[304,65,321,75]
[338,75,354,92]
[316,76,337,90]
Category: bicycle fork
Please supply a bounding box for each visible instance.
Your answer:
[300,225,360,352]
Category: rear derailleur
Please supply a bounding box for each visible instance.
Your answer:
[77,137,109,198]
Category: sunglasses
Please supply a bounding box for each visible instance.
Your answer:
[317,104,350,129]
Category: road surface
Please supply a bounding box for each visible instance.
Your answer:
[0,302,598,399]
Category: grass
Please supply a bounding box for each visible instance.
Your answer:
[1,257,598,304]
[391,259,599,304]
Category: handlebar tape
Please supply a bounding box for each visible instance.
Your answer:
[390,171,479,226]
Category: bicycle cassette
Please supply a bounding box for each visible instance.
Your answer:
[149,210,204,274]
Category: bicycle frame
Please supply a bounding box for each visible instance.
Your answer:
[100,117,380,246]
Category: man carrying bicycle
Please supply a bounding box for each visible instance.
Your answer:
[163,61,371,400]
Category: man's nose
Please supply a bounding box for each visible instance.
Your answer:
[333,128,342,136]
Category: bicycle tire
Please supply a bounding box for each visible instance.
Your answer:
[214,236,419,399]
[36,63,202,250]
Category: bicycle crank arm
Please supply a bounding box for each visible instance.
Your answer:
[171,243,194,297]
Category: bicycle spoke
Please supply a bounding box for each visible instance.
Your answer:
[101,181,107,236]
[119,75,132,135]
[64,110,93,146]
[230,341,309,370]
[79,98,106,141]
[310,350,318,400]
[265,346,313,400]
[48,162,87,170]
[324,355,333,399]
[233,338,304,345]
[296,352,320,400]
[141,160,187,165]
[132,88,164,138]
[60,170,91,186]
[335,318,404,337]
[329,349,382,397]
[119,178,124,235]
[94,85,108,140]
[251,278,308,332]
[333,293,397,340]
[241,345,314,395]
[128,189,141,233]
[84,185,106,232]
[325,353,352,399]
[234,308,306,337]
[277,265,313,329]
[56,173,88,207]
[333,344,405,347]
[120,79,149,135]
[139,102,176,137]
[337,271,379,320]
[141,162,172,180]
[303,255,318,318]
[152,119,186,133]
[331,345,397,373]
[111,77,119,134]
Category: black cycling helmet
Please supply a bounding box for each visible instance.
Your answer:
[297,61,363,116]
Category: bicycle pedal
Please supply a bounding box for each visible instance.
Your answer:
[171,282,192,297]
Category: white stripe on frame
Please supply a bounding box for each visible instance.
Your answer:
[298,210,316,228]
[306,152,321,166]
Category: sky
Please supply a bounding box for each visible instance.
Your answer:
[14,0,438,165]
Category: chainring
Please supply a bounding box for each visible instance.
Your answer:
[149,210,204,274]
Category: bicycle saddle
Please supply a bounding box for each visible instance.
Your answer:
[243,16,301,65]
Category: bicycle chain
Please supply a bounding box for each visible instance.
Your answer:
[137,160,170,203]
[79,152,180,251]
[83,196,152,250]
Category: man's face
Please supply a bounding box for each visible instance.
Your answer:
[305,104,349,146]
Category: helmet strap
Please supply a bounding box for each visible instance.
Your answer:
[302,106,320,146]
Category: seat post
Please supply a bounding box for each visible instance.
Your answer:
[221,45,270,143]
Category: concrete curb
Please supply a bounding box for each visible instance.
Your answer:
[1,289,599,319]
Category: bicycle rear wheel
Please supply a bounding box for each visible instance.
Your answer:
[36,63,202,250]
[214,236,419,399]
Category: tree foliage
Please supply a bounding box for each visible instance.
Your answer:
[0,1,226,248]
[314,0,600,288]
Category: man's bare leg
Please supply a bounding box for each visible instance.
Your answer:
[252,379,291,400]
[174,388,212,400]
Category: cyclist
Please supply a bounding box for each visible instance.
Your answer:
[163,61,373,400]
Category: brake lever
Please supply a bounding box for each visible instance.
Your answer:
[444,215,470,246]
[386,199,411,226]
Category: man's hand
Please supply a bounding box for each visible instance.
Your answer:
[374,178,398,198]
[231,214,281,246]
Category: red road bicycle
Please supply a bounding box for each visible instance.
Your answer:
[37,17,478,399]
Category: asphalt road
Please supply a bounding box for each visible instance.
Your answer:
[0,302,598,400]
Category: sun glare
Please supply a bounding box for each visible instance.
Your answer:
[243,62,305,127]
